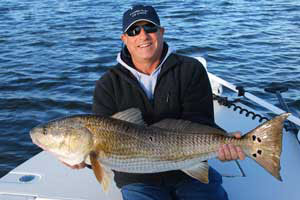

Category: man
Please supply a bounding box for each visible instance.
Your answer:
[77,4,244,200]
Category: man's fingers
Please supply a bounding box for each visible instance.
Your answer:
[230,131,242,138]
[218,144,232,161]
[228,144,238,160]
[218,131,246,162]
[78,162,87,169]
[223,144,239,160]
[223,144,232,161]
[218,146,225,161]
[61,161,73,168]
[73,162,86,169]
[237,147,246,160]
[218,144,245,161]
[61,161,86,169]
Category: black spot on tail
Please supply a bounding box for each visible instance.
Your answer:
[257,150,262,155]
[252,149,263,158]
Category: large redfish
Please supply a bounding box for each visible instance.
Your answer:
[30,108,289,192]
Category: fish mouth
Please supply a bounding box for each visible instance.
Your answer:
[30,131,37,144]
[30,133,57,155]
[30,136,44,149]
[30,129,46,150]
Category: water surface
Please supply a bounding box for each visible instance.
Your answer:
[0,0,299,177]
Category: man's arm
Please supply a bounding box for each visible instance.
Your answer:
[180,59,245,161]
[180,58,215,125]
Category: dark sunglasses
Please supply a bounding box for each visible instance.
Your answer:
[126,24,159,37]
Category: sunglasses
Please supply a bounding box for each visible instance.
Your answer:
[126,24,159,37]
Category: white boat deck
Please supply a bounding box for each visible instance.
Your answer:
[1,100,300,200]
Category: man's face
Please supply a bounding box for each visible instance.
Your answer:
[121,21,165,63]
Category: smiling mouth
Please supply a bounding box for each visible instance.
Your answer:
[138,43,152,48]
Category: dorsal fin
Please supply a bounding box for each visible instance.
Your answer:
[151,119,226,135]
[111,108,146,125]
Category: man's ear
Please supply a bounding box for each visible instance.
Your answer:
[121,34,127,45]
[160,27,165,36]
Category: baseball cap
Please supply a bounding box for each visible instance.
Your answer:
[122,5,160,33]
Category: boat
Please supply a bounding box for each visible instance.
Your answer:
[1,57,299,200]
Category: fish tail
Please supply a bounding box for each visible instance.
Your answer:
[243,113,290,181]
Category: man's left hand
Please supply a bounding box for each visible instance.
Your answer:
[217,132,246,161]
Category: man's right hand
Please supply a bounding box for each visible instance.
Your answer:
[61,161,87,169]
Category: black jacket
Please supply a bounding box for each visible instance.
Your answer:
[92,46,217,188]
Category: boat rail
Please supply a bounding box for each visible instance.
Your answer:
[195,56,300,142]
[207,72,300,127]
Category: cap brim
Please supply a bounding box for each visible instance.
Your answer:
[124,19,160,33]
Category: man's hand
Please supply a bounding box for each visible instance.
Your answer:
[61,161,86,169]
[218,132,246,161]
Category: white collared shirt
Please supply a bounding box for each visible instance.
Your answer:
[117,48,172,99]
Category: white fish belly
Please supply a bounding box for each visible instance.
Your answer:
[99,151,218,173]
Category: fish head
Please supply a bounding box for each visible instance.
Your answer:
[30,117,93,165]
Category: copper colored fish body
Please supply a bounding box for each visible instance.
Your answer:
[30,108,289,192]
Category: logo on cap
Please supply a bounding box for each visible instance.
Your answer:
[130,9,149,18]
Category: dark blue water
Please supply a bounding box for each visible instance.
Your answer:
[1,0,299,177]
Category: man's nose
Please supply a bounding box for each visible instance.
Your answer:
[139,27,149,38]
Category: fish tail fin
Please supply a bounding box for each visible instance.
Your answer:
[243,113,290,181]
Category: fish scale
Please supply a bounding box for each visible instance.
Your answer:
[89,124,249,173]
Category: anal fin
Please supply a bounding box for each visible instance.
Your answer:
[182,162,210,184]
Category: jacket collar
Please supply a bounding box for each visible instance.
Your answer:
[117,42,173,72]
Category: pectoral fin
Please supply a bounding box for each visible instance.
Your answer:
[182,162,210,184]
[90,151,113,192]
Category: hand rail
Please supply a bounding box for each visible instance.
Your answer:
[208,72,300,127]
